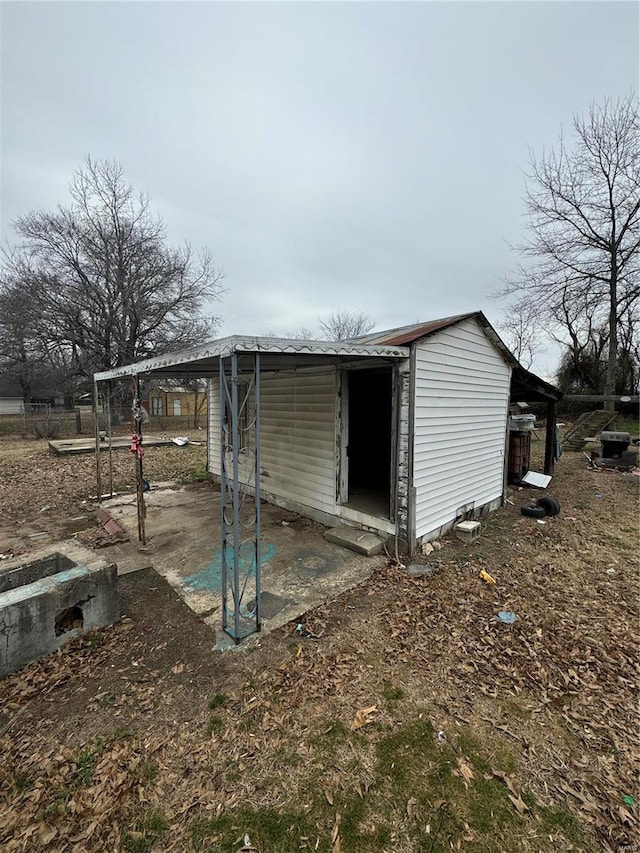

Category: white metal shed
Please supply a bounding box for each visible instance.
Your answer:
[94,311,561,641]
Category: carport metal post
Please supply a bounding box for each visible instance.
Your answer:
[106,380,114,498]
[220,350,261,643]
[93,378,102,501]
[132,375,146,545]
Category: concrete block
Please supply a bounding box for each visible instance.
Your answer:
[454,520,481,544]
[0,542,118,678]
[407,563,439,578]
[324,526,384,556]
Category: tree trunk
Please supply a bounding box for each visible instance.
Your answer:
[603,266,618,412]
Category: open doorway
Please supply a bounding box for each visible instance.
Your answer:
[343,367,393,519]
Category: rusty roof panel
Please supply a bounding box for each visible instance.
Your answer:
[364,312,478,346]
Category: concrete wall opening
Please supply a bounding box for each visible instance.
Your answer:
[343,367,393,519]
[55,605,84,636]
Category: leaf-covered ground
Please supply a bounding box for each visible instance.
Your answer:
[0,441,638,852]
[0,436,208,546]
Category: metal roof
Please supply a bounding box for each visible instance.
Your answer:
[93,315,561,402]
[357,312,479,346]
[94,335,410,382]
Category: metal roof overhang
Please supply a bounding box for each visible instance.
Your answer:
[94,336,411,383]
[511,365,563,404]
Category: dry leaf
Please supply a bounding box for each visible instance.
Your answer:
[350,705,377,731]
[479,569,496,585]
[507,793,530,815]
[325,789,334,806]
[455,757,475,787]
[331,813,341,853]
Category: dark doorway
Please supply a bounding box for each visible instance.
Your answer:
[345,368,393,518]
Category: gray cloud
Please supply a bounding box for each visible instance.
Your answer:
[2,1,638,374]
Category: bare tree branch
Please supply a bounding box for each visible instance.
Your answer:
[318,311,375,341]
[0,157,224,397]
[499,95,640,406]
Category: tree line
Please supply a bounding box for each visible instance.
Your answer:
[2,95,638,411]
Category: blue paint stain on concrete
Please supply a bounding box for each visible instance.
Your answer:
[184,542,276,591]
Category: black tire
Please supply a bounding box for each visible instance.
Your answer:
[521,505,546,519]
[536,496,560,517]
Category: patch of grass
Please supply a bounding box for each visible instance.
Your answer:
[139,762,158,783]
[75,745,99,787]
[538,804,583,843]
[44,739,108,815]
[372,719,528,850]
[190,806,331,852]
[499,697,533,721]
[382,681,405,703]
[206,716,224,736]
[13,770,34,793]
[123,808,168,853]
[208,692,228,710]
[179,462,209,484]
[309,718,349,754]
[97,690,117,707]
[84,631,106,650]
[111,725,135,741]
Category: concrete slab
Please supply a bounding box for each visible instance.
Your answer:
[98,485,380,639]
[48,436,176,456]
[246,591,294,619]
[324,525,384,556]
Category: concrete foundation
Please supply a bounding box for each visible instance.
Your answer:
[0,543,118,678]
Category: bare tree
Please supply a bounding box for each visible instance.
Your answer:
[1,157,224,388]
[261,327,315,340]
[502,95,640,409]
[0,276,42,404]
[498,299,543,369]
[318,311,375,341]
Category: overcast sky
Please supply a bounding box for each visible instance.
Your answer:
[1,1,638,374]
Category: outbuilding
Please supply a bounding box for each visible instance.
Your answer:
[94,311,561,639]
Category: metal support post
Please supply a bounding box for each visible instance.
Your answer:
[106,380,114,498]
[93,379,102,501]
[544,400,557,476]
[219,352,261,642]
[132,375,146,544]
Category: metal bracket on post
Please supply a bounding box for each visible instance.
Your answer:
[220,351,261,643]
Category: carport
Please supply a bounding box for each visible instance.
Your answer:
[93,337,409,643]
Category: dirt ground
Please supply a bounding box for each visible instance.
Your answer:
[0,437,638,852]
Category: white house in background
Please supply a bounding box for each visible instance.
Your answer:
[0,397,23,415]
[94,311,561,554]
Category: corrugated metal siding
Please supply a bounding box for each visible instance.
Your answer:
[413,317,510,539]
[208,368,338,514]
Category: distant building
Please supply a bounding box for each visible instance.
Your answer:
[147,385,207,418]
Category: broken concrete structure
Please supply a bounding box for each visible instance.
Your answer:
[0,542,118,677]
